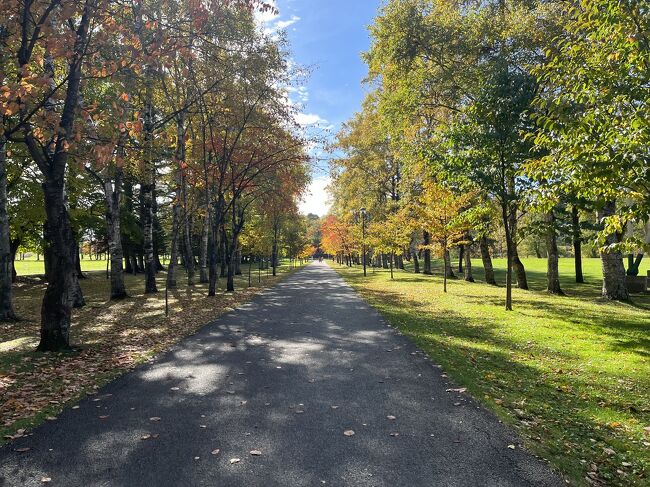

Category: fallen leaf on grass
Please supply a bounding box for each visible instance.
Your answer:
[343,430,355,437]
[603,447,615,456]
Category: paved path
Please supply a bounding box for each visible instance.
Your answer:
[0,262,563,486]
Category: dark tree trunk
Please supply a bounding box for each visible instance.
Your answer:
[598,201,629,300]
[479,236,496,285]
[199,206,210,283]
[38,178,77,350]
[444,250,455,279]
[412,247,420,274]
[10,238,19,284]
[423,231,432,275]
[464,244,474,282]
[501,204,515,310]
[508,210,528,290]
[141,183,157,293]
[571,205,584,283]
[546,210,563,295]
[458,245,464,274]
[0,137,17,320]
[166,203,180,289]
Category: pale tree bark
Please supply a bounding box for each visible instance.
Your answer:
[87,165,128,300]
[545,210,562,295]
[598,201,629,300]
[479,236,497,285]
[0,136,18,321]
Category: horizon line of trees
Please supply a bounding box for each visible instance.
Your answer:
[323,0,649,309]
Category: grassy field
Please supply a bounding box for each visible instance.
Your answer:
[330,257,649,487]
[14,257,152,276]
[0,260,303,445]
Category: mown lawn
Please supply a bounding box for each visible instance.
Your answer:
[13,257,110,276]
[0,260,303,445]
[331,257,649,487]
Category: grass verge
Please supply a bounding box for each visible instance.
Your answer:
[330,257,649,487]
[0,261,304,445]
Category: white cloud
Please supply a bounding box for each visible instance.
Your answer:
[295,113,327,126]
[300,176,331,217]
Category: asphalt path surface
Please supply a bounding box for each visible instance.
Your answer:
[0,262,563,486]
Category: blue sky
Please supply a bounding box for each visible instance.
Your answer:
[259,0,381,216]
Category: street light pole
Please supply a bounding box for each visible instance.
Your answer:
[360,207,367,277]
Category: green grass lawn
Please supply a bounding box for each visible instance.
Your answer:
[14,257,109,276]
[331,256,649,487]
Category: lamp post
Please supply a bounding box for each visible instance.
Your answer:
[360,207,367,276]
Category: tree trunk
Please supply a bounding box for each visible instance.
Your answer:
[199,208,210,283]
[166,203,180,289]
[501,204,514,311]
[464,243,474,282]
[423,231,432,274]
[10,238,19,283]
[598,201,629,300]
[458,245,464,274]
[571,205,584,283]
[545,210,562,295]
[38,178,77,350]
[508,210,528,290]
[479,236,496,285]
[141,183,157,293]
[444,250,455,279]
[0,137,17,320]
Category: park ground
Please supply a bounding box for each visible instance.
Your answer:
[331,257,649,487]
[0,260,302,446]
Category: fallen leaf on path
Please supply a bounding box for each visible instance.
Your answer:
[211,449,220,455]
[230,458,241,464]
[141,435,152,440]
[149,417,161,422]
[250,450,262,456]
[343,430,355,437]
[41,477,52,483]
[446,388,466,393]
[15,447,30,453]
[98,415,109,419]
[389,432,400,437]
[170,387,180,391]
[507,444,515,450]
[387,415,396,420]
[72,406,80,410]
[331,405,339,409]
[194,457,200,460]
[45,416,56,421]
